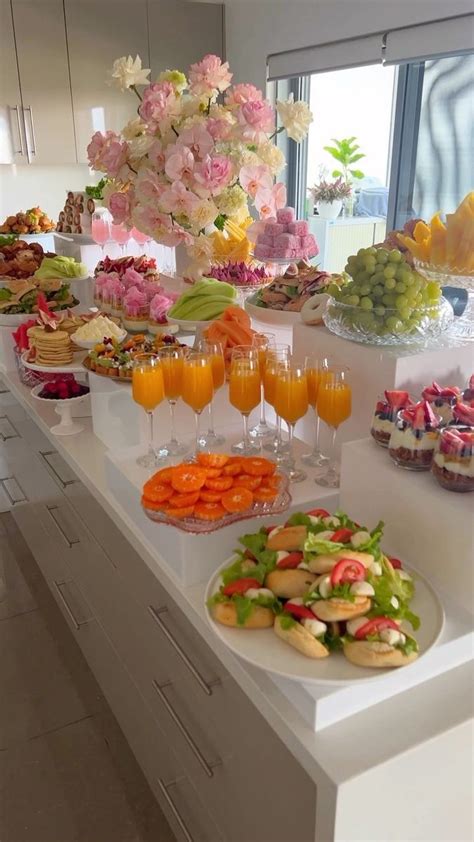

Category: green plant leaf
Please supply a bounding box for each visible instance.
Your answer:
[323,146,344,162]
[350,168,365,180]
[214,213,227,231]
[348,153,365,163]
[332,169,343,178]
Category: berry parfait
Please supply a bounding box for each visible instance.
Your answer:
[431,425,474,492]
[421,381,461,425]
[388,400,441,470]
[370,390,413,447]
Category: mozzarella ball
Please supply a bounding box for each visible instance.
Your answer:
[370,561,382,576]
[297,561,310,570]
[302,618,327,638]
[350,530,371,548]
[275,551,290,564]
[323,516,340,528]
[268,525,283,540]
[390,596,400,609]
[349,581,375,597]
[346,616,369,636]
[318,576,332,599]
[379,628,406,646]
[245,587,274,600]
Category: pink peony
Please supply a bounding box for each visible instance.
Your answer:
[87,131,108,168]
[188,54,232,96]
[87,130,128,177]
[193,154,233,196]
[206,117,232,141]
[237,100,275,143]
[239,164,272,199]
[160,181,200,215]
[135,168,166,204]
[147,139,165,172]
[177,124,214,159]
[143,281,164,302]
[108,191,131,225]
[139,81,178,129]
[164,145,195,182]
[149,292,176,323]
[225,83,263,108]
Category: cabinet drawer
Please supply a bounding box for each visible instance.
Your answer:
[0,442,64,504]
[12,503,72,583]
[153,773,223,842]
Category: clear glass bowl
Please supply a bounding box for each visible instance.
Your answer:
[323,296,454,346]
[414,259,474,292]
[431,426,474,493]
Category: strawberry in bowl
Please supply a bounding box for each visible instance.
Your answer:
[388,400,441,470]
[370,390,413,447]
[421,381,461,425]
[431,424,474,493]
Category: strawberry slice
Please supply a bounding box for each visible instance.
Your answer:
[439,386,461,398]
[375,400,387,414]
[384,390,410,410]
[412,403,427,430]
[423,399,438,427]
[453,402,474,426]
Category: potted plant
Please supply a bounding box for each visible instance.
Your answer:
[323,137,365,216]
[309,178,352,219]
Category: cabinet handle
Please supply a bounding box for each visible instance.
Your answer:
[152,680,221,778]
[11,106,24,155]
[1,476,27,505]
[40,450,77,488]
[46,505,80,547]
[53,580,89,630]
[157,779,194,842]
[148,606,220,697]
[24,106,36,156]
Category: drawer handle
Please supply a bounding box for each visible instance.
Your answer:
[40,451,77,488]
[46,505,80,548]
[157,778,194,842]
[0,415,20,440]
[53,580,89,630]
[1,476,27,505]
[11,106,24,155]
[152,680,221,779]
[148,606,220,697]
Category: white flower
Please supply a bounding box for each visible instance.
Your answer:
[187,199,219,235]
[108,55,151,92]
[128,134,155,162]
[187,233,215,262]
[257,142,286,176]
[276,94,313,142]
[122,117,147,140]
[215,184,248,219]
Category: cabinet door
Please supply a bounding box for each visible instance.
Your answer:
[148,1,223,76]
[11,0,77,164]
[65,0,149,164]
[0,0,26,164]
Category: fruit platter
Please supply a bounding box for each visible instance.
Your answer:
[205,508,444,684]
[141,454,291,534]
[245,261,343,326]
[167,277,238,331]
[323,246,454,345]
[83,333,185,381]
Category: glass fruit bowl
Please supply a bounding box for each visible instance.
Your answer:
[323,295,454,346]
[414,259,474,292]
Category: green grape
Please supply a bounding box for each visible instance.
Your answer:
[388,249,403,263]
[355,257,366,269]
[404,273,415,286]
[372,271,386,285]
[399,307,412,321]
[376,249,389,263]
[367,246,378,256]
[415,292,423,305]
[384,277,396,290]
[386,315,403,332]
[327,283,341,298]
[374,263,385,273]
[355,271,370,284]
[427,281,441,298]
[394,266,406,281]
[344,264,352,275]
[373,285,385,299]
[359,284,372,296]
[396,294,409,309]
[357,248,368,258]
[394,282,407,293]
[347,295,360,306]
[399,270,413,284]
[360,297,373,310]
[382,293,396,307]
[363,257,376,270]
[374,305,385,316]
[383,266,396,279]
[406,287,417,302]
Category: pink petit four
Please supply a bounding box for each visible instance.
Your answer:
[265,222,285,236]
[288,220,309,236]
[271,247,293,259]
[275,233,299,249]
[254,244,272,259]
[300,234,318,256]
[276,207,296,225]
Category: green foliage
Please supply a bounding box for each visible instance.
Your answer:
[213,213,227,231]
[323,137,366,184]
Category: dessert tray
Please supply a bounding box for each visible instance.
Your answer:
[205,559,444,685]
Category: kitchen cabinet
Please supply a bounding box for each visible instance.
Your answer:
[148,0,224,76]
[9,0,77,164]
[0,0,25,163]
[64,0,149,164]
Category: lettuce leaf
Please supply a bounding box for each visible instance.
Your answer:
[368,572,420,630]
[279,614,297,631]
[304,532,344,558]
[381,556,415,602]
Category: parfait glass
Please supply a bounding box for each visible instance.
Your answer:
[315,366,352,488]
[195,340,226,447]
[301,356,332,466]
[229,347,261,455]
[132,354,165,468]
[157,346,189,459]
[181,352,214,454]
[274,363,309,482]
[262,345,291,456]
[91,210,111,257]
[111,222,131,256]
[250,331,276,439]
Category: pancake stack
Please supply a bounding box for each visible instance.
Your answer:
[27,327,73,366]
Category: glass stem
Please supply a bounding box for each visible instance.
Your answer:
[314,415,321,456]
[242,413,250,449]
[328,425,338,473]
[259,386,266,425]
[287,423,295,468]
[208,400,216,435]
[147,410,155,459]
[194,411,201,453]
[169,400,178,445]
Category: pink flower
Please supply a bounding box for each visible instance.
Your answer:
[188,54,232,97]
[108,191,131,225]
[273,181,287,210]
[254,182,287,219]
[238,100,275,143]
[160,181,200,215]
[206,117,232,141]
[225,84,263,108]
[239,164,272,199]
[193,154,233,196]
[139,81,178,129]
[147,139,165,172]
[135,168,166,204]
[150,292,176,323]
[87,131,108,168]
[87,130,128,177]
[164,145,195,182]
[177,124,214,159]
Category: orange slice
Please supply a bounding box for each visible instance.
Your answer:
[141,484,174,504]
[171,465,207,493]
[221,487,254,513]
[222,461,242,477]
[197,453,229,468]
[265,473,283,489]
[203,467,223,479]
[145,467,174,488]
[141,496,168,512]
[194,501,226,521]
[204,475,234,491]
[169,491,201,508]
[242,457,276,477]
[253,485,278,502]
[199,490,223,503]
[164,505,195,519]
[233,474,262,491]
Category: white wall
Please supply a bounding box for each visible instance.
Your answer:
[0,164,91,223]
[224,0,473,88]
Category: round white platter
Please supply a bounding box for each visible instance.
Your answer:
[21,350,87,374]
[245,293,302,326]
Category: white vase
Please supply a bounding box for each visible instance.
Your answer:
[317,200,342,220]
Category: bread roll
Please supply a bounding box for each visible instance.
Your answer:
[265,568,316,598]
[274,616,329,659]
[210,601,273,629]
[313,596,371,622]
[308,549,374,574]
[343,640,418,668]
[267,525,307,551]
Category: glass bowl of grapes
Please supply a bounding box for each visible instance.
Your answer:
[323,247,454,345]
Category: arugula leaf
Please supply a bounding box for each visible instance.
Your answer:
[238,531,277,570]
[381,556,415,602]
[324,631,343,651]
[400,636,418,656]
[330,582,356,602]
[285,512,325,532]
[0,288,11,301]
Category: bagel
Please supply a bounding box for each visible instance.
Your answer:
[343,639,418,669]
[312,596,371,622]
[267,525,307,552]
[265,568,317,598]
[300,292,330,325]
[274,615,329,659]
[307,549,374,574]
[210,601,274,629]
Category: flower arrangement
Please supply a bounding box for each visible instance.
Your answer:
[309,178,352,203]
[87,54,312,273]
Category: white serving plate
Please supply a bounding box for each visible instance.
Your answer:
[70,328,127,349]
[205,558,444,686]
[21,350,87,374]
[167,315,215,332]
[245,294,302,326]
[0,302,83,327]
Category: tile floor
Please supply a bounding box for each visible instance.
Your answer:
[0,511,175,842]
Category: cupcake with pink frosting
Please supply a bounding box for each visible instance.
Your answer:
[123,286,149,332]
[148,292,178,335]
[122,267,146,290]
[93,270,114,308]
[107,278,125,317]
[143,280,164,302]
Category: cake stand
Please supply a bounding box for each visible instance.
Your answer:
[31,384,89,436]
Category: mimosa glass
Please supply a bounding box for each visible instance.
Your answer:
[315,366,352,488]
[301,356,332,467]
[91,210,111,257]
[274,363,309,482]
[262,345,291,456]
[229,348,261,455]
[111,222,131,256]
[181,352,214,454]
[250,331,276,439]
[157,346,189,458]
[196,340,226,447]
[131,226,151,255]
[132,354,165,468]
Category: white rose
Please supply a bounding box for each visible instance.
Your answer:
[276,94,313,142]
[122,117,147,140]
[187,200,219,235]
[128,134,155,163]
[257,142,286,176]
[108,55,151,92]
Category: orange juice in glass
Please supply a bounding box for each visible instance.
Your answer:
[262,346,291,458]
[229,348,261,454]
[302,356,333,467]
[132,355,165,467]
[315,366,351,488]
[181,352,214,453]
[196,340,226,447]
[158,346,189,458]
[274,364,308,482]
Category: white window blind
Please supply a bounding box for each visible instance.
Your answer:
[267,34,381,81]
[383,14,474,65]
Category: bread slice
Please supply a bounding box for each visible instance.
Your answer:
[274,615,329,659]
[210,601,273,629]
[343,639,418,668]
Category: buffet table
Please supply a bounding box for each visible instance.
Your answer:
[1,331,472,840]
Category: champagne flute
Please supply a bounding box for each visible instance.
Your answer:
[157,346,189,458]
[262,345,291,455]
[195,340,226,447]
[181,351,214,454]
[274,362,309,482]
[250,331,276,439]
[132,354,165,468]
[131,226,151,255]
[91,210,110,258]
[301,355,332,466]
[229,347,261,455]
[111,222,131,256]
[315,366,352,488]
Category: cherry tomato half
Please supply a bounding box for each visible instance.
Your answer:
[283,602,315,620]
[330,528,353,544]
[388,556,403,569]
[277,551,304,569]
[330,558,366,586]
[222,578,261,597]
[354,616,400,640]
[306,508,330,518]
